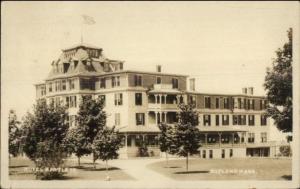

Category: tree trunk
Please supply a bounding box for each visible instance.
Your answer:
[166,152,169,168]
[106,160,108,176]
[93,152,96,169]
[78,156,81,166]
[186,154,189,172]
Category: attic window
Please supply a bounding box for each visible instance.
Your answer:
[74,60,78,67]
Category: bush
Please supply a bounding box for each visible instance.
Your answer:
[279,145,292,157]
[36,171,64,180]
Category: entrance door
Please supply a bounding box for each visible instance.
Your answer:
[222,149,225,158]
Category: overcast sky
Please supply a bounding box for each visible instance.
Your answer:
[1,1,298,138]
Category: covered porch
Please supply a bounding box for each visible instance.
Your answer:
[199,127,247,147]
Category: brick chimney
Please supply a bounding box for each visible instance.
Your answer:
[189,78,195,91]
[156,65,161,72]
[248,87,254,95]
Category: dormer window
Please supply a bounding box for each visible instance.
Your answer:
[74,60,78,68]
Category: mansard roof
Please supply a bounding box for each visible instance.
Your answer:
[46,44,124,80]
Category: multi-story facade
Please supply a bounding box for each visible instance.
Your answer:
[36,44,283,159]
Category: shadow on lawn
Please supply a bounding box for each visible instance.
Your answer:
[70,166,120,172]
[174,170,209,174]
[281,175,292,180]
[164,166,181,169]
[9,165,29,168]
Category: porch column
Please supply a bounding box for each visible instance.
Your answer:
[204,133,208,145]
[164,112,167,123]
[159,94,162,104]
[125,134,128,149]
[156,112,160,124]
[160,112,163,123]
[218,132,222,147]
[154,95,158,104]
[176,95,180,104]
[164,95,167,104]
[232,133,235,146]
[237,132,241,144]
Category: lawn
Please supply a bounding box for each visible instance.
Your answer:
[147,158,292,180]
[9,156,134,180]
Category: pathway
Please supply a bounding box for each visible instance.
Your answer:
[108,158,173,182]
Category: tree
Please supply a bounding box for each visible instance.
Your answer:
[76,95,106,168]
[264,28,292,133]
[8,110,21,157]
[158,123,177,168]
[63,127,90,166]
[173,103,201,172]
[92,126,122,180]
[21,99,69,179]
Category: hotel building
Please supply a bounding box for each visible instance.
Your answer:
[35,44,285,159]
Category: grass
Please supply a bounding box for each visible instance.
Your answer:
[9,157,134,180]
[147,158,292,180]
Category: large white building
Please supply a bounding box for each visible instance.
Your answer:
[36,44,287,159]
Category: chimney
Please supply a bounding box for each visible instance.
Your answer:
[242,88,247,95]
[248,87,254,95]
[156,65,162,72]
[189,78,195,91]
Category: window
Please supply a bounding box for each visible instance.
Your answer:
[241,98,244,109]
[112,76,120,87]
[242,115,246,125]
[69,79,75,90]
[135,93,142,105]
[49,83,53,92]
[216,98,220,109]
[202,150,206,158]
[233,115,238,125]
[203,115,211,126]
[238,98,242,109]
[66,96,69,107]
[209,150,213,159]
[204,96,211,109]
[134,75,142,86]
[80,78,94,90]
[260,100,267,110]
[115,113,121,126]
[261,132,267,143]
[261,115,267,126]
[248,115,255,126]
[222,115,229,125]
[244,98,247,109]
[114,93,123,106]
[69,96,77,108]
[100,78,106,89]
[250,99,255,110]
[215,115,219,126]
[69,115,77,127]
[172,78,178,89]
[136,113,145,125]
[224,97,230,109]
[98,95,106,106]
[248,133,255,143]
[55,81,61,91]
[189,95,196,105]
[238,115,246,125]
[62,80,66,90]
[230,149,233,157]
[55,97,60,106]
[156,77,161,84]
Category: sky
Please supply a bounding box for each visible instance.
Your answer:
[1,2,298,139]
